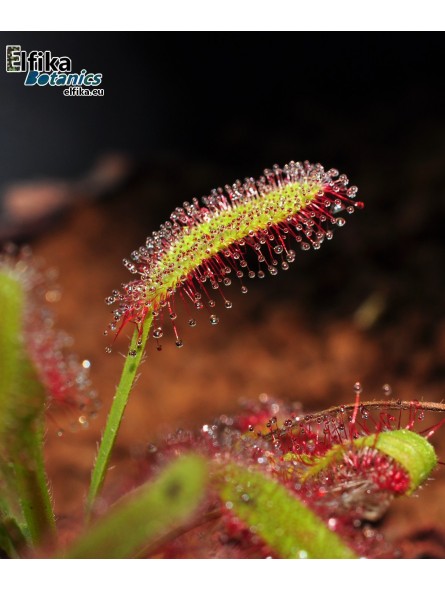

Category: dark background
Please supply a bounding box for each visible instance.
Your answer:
[1,33,444,191]
[1,32,444,324]
[1,33,445,549]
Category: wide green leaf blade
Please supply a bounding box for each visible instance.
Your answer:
[66,454,207,558]
[220,463,356,559]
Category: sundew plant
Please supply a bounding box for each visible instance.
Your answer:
[0,161,444,559]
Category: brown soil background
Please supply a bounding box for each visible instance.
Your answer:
[20,157,445,558]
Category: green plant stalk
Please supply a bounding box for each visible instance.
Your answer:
[87,315,153,512]
[0,519,21,558]
[219,462,357,559]
[0,460,26,536]
[68,454,207,558]
[12,421,55,545]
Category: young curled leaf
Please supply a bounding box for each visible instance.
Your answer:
[356,429,437,494]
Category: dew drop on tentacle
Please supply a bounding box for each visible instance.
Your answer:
[347,186,358,197]
[286,250,296,263]
[353,382,363,395]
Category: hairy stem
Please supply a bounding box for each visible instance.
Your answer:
[87,316,153,513]
[12,421,55,545]
[0,517,27,558]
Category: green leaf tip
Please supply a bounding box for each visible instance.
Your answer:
[219,463,357,559]
[0,270,46,437]
[358,429,437,494]
[0,272,25,437]
[0,269,55,546]
[68,454,207,558]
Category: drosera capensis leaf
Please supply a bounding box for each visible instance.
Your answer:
[89,160,363,510]
[0,272,25,438]
[67,454,207,558]
[0,269,55,546]
[357,429,437,494]
[300,429,437,495]
[0,247,94,412]
[106,161,363,348]
[218,462,357,559]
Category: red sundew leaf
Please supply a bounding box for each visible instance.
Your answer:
[99,396,444,558]
[0,246,96,414]
[105,161,363,350]
[196,397,443,555]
